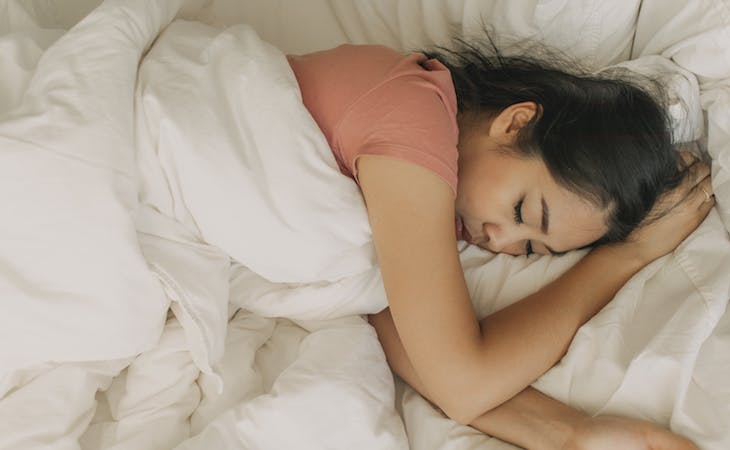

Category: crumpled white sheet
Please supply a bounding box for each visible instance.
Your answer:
[133,17,392,382]
[0,0,178,373]
[132,19,405,449]
[630,0,730,237]
[1,1,402,449]
[1,1,730,450]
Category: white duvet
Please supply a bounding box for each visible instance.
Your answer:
[1,1,729,449]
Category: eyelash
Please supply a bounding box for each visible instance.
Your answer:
[513,198,534,256]
[513,199,524,224]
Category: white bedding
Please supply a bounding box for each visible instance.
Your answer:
[1,1,729,449]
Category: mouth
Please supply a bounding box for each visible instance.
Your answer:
[455,216,473,243]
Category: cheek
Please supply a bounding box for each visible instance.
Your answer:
[457,174,486,208]
[457,182,500,224]
[456,154,517,218]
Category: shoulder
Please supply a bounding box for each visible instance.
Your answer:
[288,44,405,86]
[290,44,456,107]
[336,64,460,195]
[290,44,460,194]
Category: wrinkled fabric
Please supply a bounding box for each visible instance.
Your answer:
[1,1,729,450]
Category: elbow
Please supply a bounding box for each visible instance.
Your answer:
[435,390,497,426]
[393,369,491,425]
[430,371,510,425]
[440,402,482,426]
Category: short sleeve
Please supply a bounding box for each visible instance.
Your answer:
[333,74,459,195]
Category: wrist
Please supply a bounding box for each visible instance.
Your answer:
[533,407,586,450]
[468,388,588,450]
[591,241,652,270]
[545,414,593,450]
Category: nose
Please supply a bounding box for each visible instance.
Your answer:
[481,223,525,255]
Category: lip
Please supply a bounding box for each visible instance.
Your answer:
[463,224,473,244]
[455,216,472,243]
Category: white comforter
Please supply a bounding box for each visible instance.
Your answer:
[1,1,729,449]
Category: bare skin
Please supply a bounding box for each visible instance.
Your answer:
[371,310,702,450]
[359,103,713,448]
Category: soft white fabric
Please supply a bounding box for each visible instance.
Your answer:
[2,3,400,449]
[134,19,389,380]
[135,21,376,286]
[631,0,730,235]
[81,314,204,450]
[0,358,131,450]
[200,0,642,69]
[174,314,407,450]
[1,1,729,450]
[0,0,185,373]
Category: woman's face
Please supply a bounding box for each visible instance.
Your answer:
[455,104,609,256]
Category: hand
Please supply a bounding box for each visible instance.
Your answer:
[613,153,714,264]
[563,415,699,450]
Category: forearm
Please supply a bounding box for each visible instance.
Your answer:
[371,244,647,423]
[371,310,585,449]
[468,387,585,450]
[358,156,661,423]
[378,343,696,450]
[465,244,647,414]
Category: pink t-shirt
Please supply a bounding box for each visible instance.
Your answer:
[287,44,459,194]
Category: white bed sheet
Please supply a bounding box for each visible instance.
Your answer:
[1,1,729,450]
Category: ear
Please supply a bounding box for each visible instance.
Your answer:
[488,102,538,137]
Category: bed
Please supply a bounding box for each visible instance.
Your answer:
[1,0,729,449]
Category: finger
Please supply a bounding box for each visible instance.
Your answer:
[699,190,715,216]
[686,161,711,187]
[666,164,709,211]
[692,176,714,206]
[679,151,697,168]
[688,183,715,231]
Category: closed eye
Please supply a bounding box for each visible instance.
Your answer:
[513,198,525,224]
[513,197,533,256]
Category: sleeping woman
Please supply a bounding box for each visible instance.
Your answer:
[287,38,712,449]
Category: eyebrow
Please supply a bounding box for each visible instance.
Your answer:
[541,196,567,256]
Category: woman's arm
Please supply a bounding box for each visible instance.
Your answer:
[357,155,712,424]
[369,307,581,449]
[370,309,700,450]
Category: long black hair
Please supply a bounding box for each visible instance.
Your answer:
[423,37,685,243]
